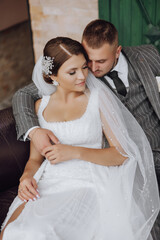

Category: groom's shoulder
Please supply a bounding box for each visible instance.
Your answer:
[122,44,158,55]
[14,82,38,97]
[18,82,37,92]
[12,82,39,104]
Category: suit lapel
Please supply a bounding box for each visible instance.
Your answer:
[122,47,160,119]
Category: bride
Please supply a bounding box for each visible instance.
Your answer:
[0,37,159,240]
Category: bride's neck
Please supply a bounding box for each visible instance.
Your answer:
[52,87,84,103]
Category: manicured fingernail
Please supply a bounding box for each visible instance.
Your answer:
[24,199,27,202]
[33,198,36,201]
[36,194,40,199]
[37,189,39,192]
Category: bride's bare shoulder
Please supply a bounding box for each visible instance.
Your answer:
[35,98,42,114]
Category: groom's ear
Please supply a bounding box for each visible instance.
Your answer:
[116,45,122,59]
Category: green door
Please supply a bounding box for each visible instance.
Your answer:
[99,0,160,51]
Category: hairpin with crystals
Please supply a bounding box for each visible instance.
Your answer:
[42,56,54,75]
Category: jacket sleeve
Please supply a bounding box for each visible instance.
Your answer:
[144,45,160,96]
[140,45,160,76]
[12,82,40,141]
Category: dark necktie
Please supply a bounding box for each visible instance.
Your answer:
[107,71,127,96]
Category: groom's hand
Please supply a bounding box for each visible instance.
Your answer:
[29,128,60,155]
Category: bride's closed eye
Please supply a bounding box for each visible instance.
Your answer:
[69,71,76,75]
[69,65,88,76]
[82,65,88,70]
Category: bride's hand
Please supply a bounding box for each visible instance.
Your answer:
[18,174,40,202]
[29,128,60,155]
[42,144,78,164]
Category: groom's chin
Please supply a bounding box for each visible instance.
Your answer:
[92,71,104,78]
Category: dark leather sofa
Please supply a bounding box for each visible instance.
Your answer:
[0,107,30,229]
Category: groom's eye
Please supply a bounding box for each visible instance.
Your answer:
[97,60,106,63]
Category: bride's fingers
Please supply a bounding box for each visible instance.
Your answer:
[50,157,60,164]
[42,146,54,156]
[18,191,26,202]
[22,186,37,200]
[47,154,56,161]
[46,152,56,160]
[31,179,40,196]
[18,191,30,202]
[27,185,40,199]
[26,184,40,199]
[50,160,57,164]
[44,149,56,159]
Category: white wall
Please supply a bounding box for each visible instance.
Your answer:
[29,0,98,61]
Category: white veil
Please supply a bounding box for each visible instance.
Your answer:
[87,73,160,240]
[32,57,160,240]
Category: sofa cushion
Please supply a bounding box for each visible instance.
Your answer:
[0,186,18,229]
[0,107,30,191]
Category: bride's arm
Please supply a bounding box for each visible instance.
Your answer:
[75,147,127,167]
[43,142,127,167]
[43,111,127,167]
[20,142,44,180]
[18,141,44,201]
[77,111,128,166]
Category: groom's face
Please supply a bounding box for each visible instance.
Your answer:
[82,41,121,78]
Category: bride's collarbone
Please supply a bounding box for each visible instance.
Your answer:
[43,95,89,122]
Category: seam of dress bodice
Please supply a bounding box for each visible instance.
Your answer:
[37,90,96,126]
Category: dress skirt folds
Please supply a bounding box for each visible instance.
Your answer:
[2,89,159,240]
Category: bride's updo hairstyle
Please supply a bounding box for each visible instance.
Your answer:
[43,37,88,84]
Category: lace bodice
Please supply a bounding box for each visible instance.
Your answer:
[37,89,103,149]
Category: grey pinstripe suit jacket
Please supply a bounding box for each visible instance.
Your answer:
[12,45,160,140]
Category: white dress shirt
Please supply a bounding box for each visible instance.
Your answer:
[24,126,40,141]
[104,52,129,90]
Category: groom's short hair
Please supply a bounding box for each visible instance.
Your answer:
[82,19,118,48]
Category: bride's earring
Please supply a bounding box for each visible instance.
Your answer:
[52,80,59,86]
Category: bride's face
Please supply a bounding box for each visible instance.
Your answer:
[53,54,88,92]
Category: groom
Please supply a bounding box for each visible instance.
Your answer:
[12,19,160,238]
[82,20,160,185]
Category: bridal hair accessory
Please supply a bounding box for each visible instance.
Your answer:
[52,80,59,86]
[42,56,54,75]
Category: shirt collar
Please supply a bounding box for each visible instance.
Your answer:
[111,52,128,74]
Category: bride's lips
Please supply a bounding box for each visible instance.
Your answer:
[76,81,85,86]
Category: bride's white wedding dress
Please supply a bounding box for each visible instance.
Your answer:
[1,89,155,240]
